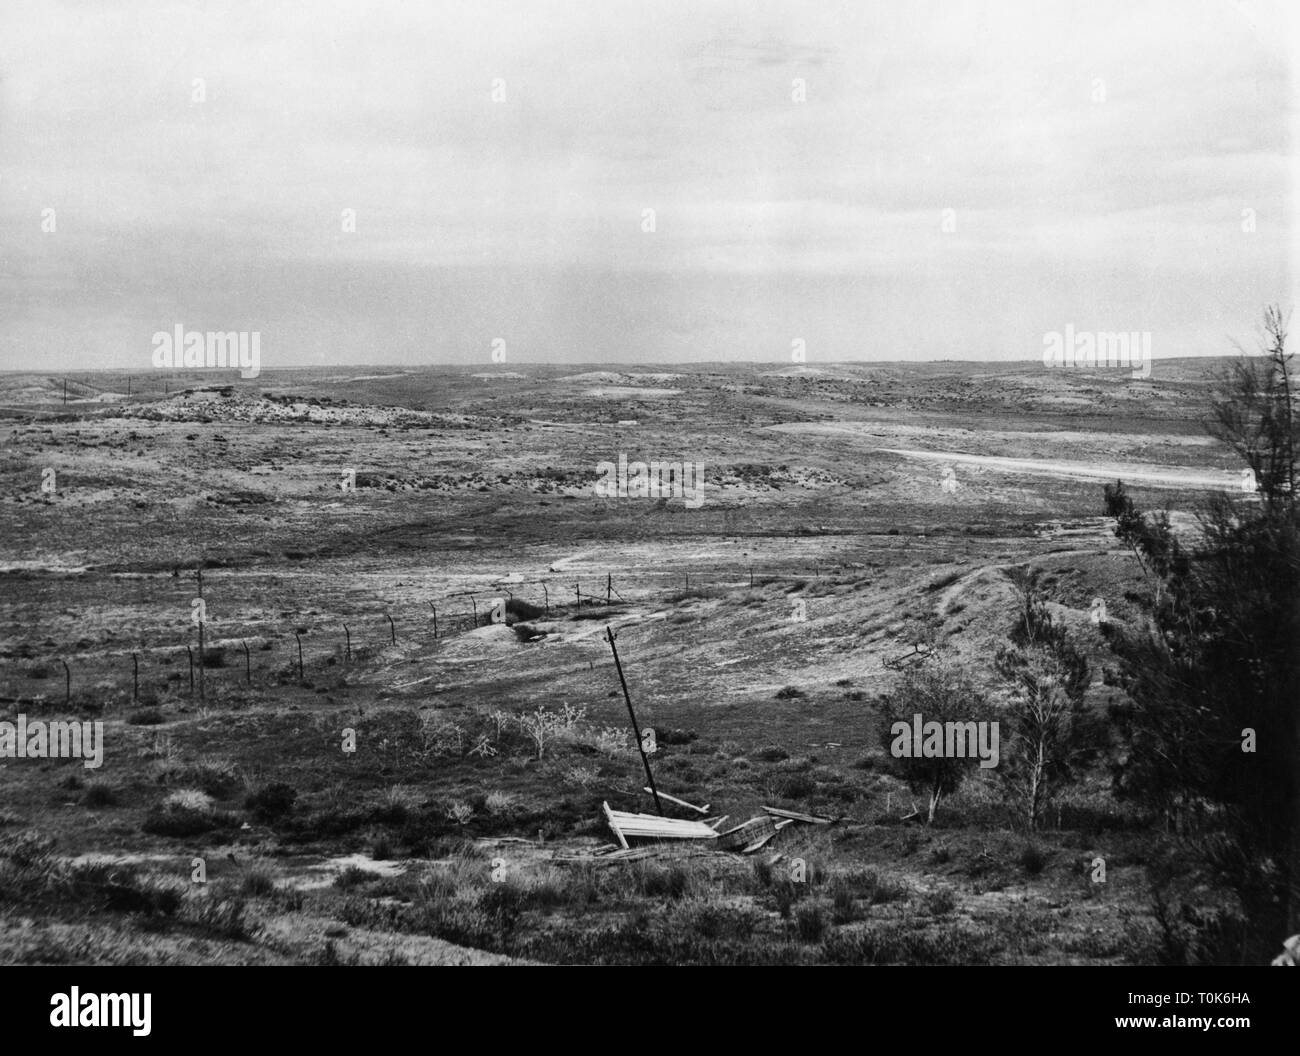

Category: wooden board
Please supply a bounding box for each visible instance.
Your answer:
[644,788,710,814]
[762,805,837,825]
[604,805,718,841]
[603,801,629,849]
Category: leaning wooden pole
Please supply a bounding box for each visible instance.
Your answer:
[196,568,205,703]
[605,626,663,815]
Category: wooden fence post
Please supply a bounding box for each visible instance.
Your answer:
[196,568,205,703]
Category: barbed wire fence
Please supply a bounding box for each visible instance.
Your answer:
[3,561,878,711]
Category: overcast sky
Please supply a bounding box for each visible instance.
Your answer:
[0,0,1295,371]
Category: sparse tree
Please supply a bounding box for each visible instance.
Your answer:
[879,664,994,824]
[1101,305,1300,961]
[1207,305,1297,505]
[994,571,1096,830]
[516,707,566,761]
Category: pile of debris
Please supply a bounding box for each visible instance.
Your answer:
[598,799,836,857]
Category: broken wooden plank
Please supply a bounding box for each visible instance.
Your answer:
[603,801,629,849]
[705,815,730,831]
[613,811,717,827]
[742,831,780,854]
[717,814,777,850]
[740,818,796,853]
[643,788,710,814]
[762,805,837,825]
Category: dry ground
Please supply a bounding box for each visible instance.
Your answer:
[0,358,1244,963]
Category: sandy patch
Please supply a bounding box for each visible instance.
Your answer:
[582,386,680,398]
[880,447,1241,490]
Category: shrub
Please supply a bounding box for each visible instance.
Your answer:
[484,791,517,816]
[334,865,382,890]
[1019,843,1049,876]
[83,783,118,808]
[505,598,547,621]
[244,782,297,822]
[778,774,816,799]
[127,709,165,726]
[658,728,698,746]
[924,888,958,916]
[179,759,240,797]
[143,789,233,837]
[638,863,690,900]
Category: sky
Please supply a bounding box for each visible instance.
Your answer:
[0,0,1296,371]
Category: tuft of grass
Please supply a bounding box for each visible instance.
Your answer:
[923,888,958,916]
[772,880,802,919]
[180,894,257,940]
[821,920,998,966]
[142,789,234,837]
[239,865,277,897]
[484,790,517,816]
[178,758,240,797]
[795,903,827,942]
[829,878,860,924]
